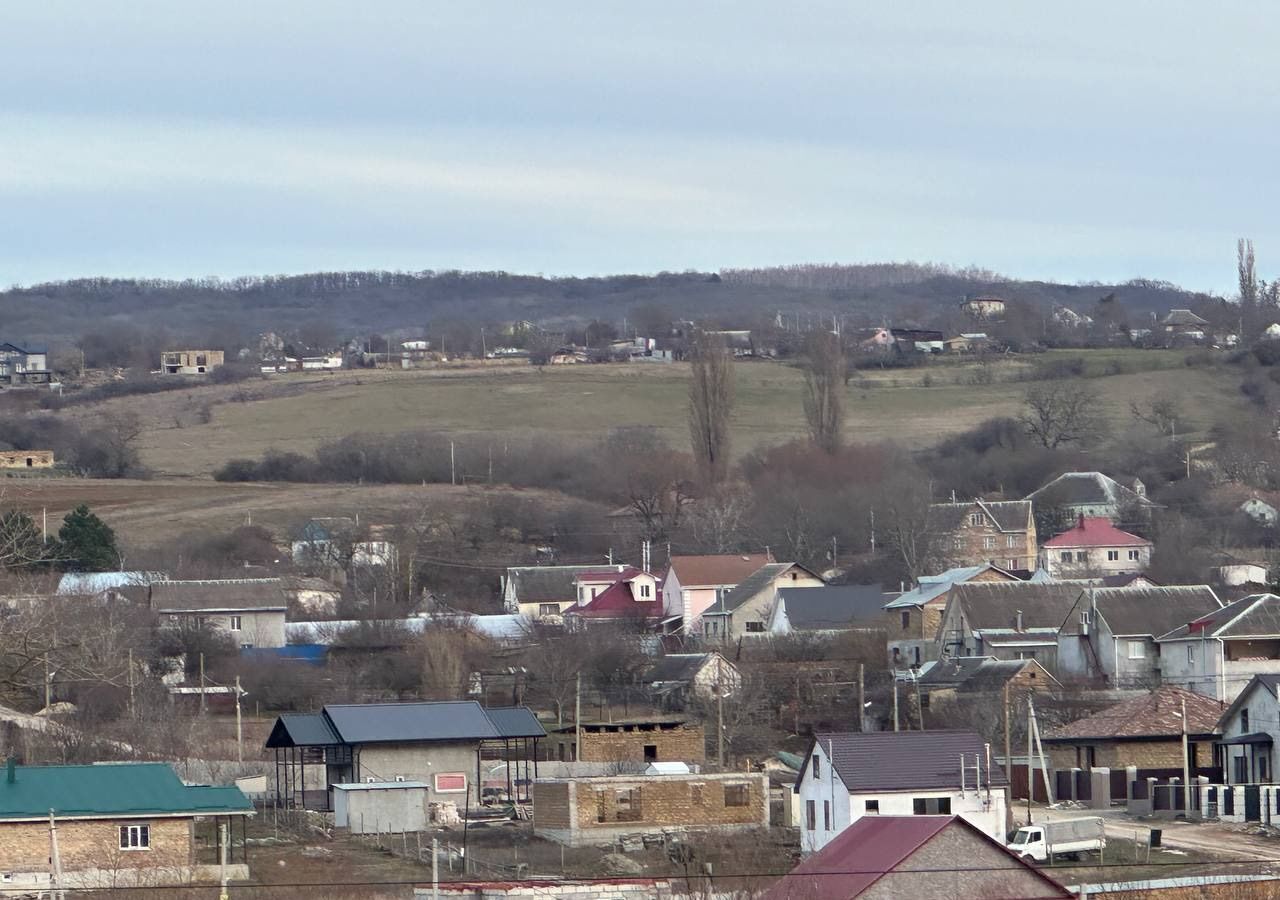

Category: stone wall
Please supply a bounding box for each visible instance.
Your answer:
[549,723,706,765]
[0,817,192,873]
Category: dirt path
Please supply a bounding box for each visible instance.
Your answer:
[1030,806,1280,862]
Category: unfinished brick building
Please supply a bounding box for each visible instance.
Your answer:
[546,717,706,765]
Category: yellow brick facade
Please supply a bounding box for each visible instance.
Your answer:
[549,723,706,764]
[0,817,192,873]
[1047,739,1214,771]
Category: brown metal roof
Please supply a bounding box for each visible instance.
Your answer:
[1046,687,1223,741]
[667,553,771,588]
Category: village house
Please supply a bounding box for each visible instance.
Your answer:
[1025,471,1154,525]
[700,562,825,640]
[769,584,886,635]
[0,342,52,385]
[563,565,663,626]
[928,499,1037,571]
[936,581,1083,671]
[1056,585,1222,687]
[763,815,1072,900]
[0,760,252,891]
[1217,675,1280,785]
[794,731,1009,854]
[280,574,343,615]
[1042,686,1222,773]
[1160,308,1210,337]
[1039,517,1152,580]
[502,564,625,619]
[1157,593,1280,702]
[56,570,167,604]
[545,717,705,765]
[917,657,1057,709]
[640,652,740,708]
[661,552,771,633]
[960,295,1008,320]
[0,449,54,470]
[151,578,289,649]
[532,770,768,846]
[884,564,1021,670]
[160,349,224,375]
[943,333,991,353]
[889,328,945,353]
[1240,497,1279,527]
[291,517,398,573]
[266,701,544,810]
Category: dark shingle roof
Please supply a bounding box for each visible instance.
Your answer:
[643,653,716,684]
[918,656,991,687]
[715,562,812,614]
[1025,472,1154,510]
[1159,593,1280,640]
[949,582,1083,631]
[1060,586,1221,638]
[777,585,885,629]
[150,578,287,611]
[507,566,612,603]
[928,500,1031,534]
[806,731,1008,793]
[0,763,252,821]
[1046,687,1223,741]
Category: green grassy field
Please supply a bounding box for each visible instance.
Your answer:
[109,349,1243,477]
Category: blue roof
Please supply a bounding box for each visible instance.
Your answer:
[883,566,986,609]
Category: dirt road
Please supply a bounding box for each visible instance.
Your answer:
[1029,806,1280,862]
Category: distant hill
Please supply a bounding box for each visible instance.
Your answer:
[0,264,1221,347]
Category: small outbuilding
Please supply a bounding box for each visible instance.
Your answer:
[334,781,429,834]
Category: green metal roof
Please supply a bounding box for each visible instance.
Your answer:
[0,763,253,821]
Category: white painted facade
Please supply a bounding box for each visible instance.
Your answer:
[794,740,1007,854]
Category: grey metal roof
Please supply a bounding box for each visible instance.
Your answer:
[805,730,1008,793]
[777,585,885,628]
[950,581,1083,631]
[917,656,992,687]
[483,706,546,739]
[1159,594,1280,641]
[506,566,606,603]
[324,700,501,743]
[1060,586,1221,638]
[1025,472,1153,510]
[266,712,341,748]
[712,562,805,614]
[643,653,714,684]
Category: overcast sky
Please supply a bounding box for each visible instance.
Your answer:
[2,2,1277,292]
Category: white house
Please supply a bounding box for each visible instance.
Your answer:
[150,578,288,648]
[1039,517,1152,580]
[793,731,1008,854]
[1217,674,1280,785]
[1240,498,1279,527]
[1158,594,1280,703]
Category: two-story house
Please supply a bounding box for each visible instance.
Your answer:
[1056,585,1222,688]
[1158,594,1280,703]
[160,349,225,375]
[794,731,1008,854]
[502,564,624,619]
[928,500,1037,571]
[0,342,51,385]
[699,562,824,641]
[1025,471,1155,532]
[563,566,663,626]
[661,553,771,633]
[151,578,288,648]
[884,564,1020,670]
[936,581,1083,672]
[1039,517,1152,580]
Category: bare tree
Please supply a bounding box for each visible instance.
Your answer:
[801,331,844,454]
[1240,237,1258,310]
[874,470,939,580]
[688,484,752,553]
[1020,384,1105,449]
[688,332,735,485]
[1130,392,1182,437]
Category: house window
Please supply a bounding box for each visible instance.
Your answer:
[1235,756,1249,784]
[1107,551,1119,562]
[982,536,996,550]
[968,514,983,526]
[539,603,560,617]
[806,800,816,830]
[1127,641,1145,659]
[1242,709,1250,732]
[745,621,765,633]
[1060,552,1072,563]
[1261,755,1270,781]
[644,744,658,762]
[953,538,964,551]
[640,584,651,599]
[864,800,879,814]
[614,788,642,822]
[823,800,831,831]
[1128,550,1141,561]
[229,615,243,631]
[119,824,150,850]
[434,773,467,793]
[912,797,952,815]
[901,611,910,631]
[812,755,821,780]
[1007,534,1018,548]
[1187,645,1195,664]
[1075,552,1088,563]
[724,783,749,808]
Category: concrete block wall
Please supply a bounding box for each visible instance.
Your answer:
[0,818,192,873]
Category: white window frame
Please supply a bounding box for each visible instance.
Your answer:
[1006,535,1018,548]
[1107,550,1119,562]
[982,536,996,550]
[1127,640,1145,659]
[119,823,151,850]
[1187,645,1195,664]
[1128,549,1141,561]
[968,513,983,527]
[229,615,243,632]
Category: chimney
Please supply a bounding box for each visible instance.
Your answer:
[6,756,15,785]
[1015,609,1024,632]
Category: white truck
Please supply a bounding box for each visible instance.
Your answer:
[1010,816,1106,862]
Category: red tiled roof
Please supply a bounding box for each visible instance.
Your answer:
[667,553,770,588]
[1042,516,1151,549]
[565,579,662,619]
[761,815,1071,900]
[1045,686,1223,741]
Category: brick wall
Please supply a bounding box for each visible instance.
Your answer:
[1047,739,1215,771]
[531,781,572,829]
[0,817,192,873]
[941,512,1037,572]
[550,724,706,765]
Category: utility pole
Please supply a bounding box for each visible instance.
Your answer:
[432,837,440,900]
[574,672,582,762]
[1026,696,1033,824]
[235,676,244,764]
[199,653,207,715]
[913,674,925,731]
[892,677,900,732]
[44,652,51,712]
[49,809,65,900]
[869,508,875,553]
[857,664,865,732]
[450,441,456,486]
[127,648,135,720]
[716,655,725,768]
[1182,696,1192,815]
[1003,683,1012,787]
[218,821,230,900]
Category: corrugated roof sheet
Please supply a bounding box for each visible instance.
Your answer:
[1025,472,1153,511]
[777,585,885,627]
[506,566,610,603]
[483,706,547,739]
[1159,594,1280,640]
[325,700,500,743]
[1060,585,1221,637]
[267,712,341,747]
[0,763,252,820]
[715,562,795,614]
[882,566,992,610]
[642,653,715,684]
[928,500,1031,534]
[950,582,1083,631]
[807,730,1008,793]
[1046,687,1224,741]
[56,571,166,595]
[150,578,287,611]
